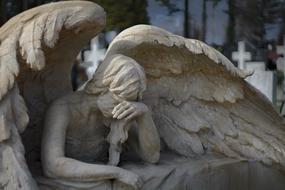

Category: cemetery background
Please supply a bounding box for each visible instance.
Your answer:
[2,0,285,112]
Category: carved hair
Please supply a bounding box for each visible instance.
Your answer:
[85,54,146,101]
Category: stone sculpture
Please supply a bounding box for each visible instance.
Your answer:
[41,53,160,189]
[1,1,285,190]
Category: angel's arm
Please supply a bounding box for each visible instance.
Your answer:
[113,101,160,163]
[41,101,133,182]
[132,110,160,163]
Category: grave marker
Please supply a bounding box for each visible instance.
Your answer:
[232,41,252,70]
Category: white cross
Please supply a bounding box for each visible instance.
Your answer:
[82,36,107,79]
[232,41,252,70]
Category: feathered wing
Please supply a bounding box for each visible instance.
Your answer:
[0,1,105,189]
[106,25,285,168]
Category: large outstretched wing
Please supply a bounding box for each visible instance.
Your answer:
[106,25,285,168]
[0,1,105,189]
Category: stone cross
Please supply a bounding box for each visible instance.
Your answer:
[81,36,106,79]
[232,41,252,70]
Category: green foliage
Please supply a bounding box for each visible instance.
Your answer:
[91,0,149,31]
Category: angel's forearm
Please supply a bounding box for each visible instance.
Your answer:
[135,111,160,163]
[44,157,121,181]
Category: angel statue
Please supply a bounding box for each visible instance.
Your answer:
[2,1,285,190]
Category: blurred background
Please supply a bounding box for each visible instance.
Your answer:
[2,0,285,113]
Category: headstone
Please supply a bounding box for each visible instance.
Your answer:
[232,41,252,69]
[277,57,285,72]
[246,71,276,103]
[244,60,276,103]
[245,61,265,71]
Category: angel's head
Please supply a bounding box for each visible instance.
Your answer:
[84,54,146,117]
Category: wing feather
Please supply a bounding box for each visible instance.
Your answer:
[0,29,21,99]
[11,86,29,133]
[19,18,45,70]
[155,113,203,156]
[43,11,65,48]
[158,104,205,155]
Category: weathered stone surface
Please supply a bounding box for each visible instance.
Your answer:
[0,1,106,189]
[37,154,285,190]
[1,1,285,190]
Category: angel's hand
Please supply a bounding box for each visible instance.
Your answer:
[116,169,143,190]
[112,101,148,121]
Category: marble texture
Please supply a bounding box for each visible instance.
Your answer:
[0,1,285,190]
[38,154,285,190]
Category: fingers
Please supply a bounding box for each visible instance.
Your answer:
[117,107,135,119]
[132,176,143,190]
[112,101,129,113]
[137,176,144,189]
[112,101,146,120]
[112,101,129,118]
[112,101,126,115]
[124,111,137,121]
[128,175,143,190]
[117,170,143,189]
